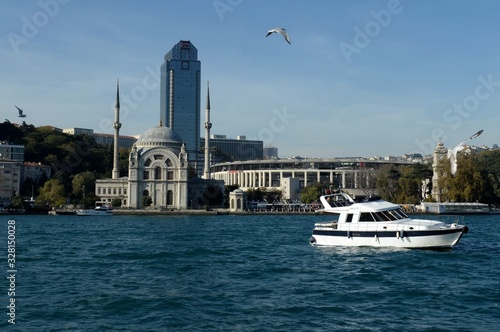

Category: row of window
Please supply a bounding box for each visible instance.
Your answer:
[97,187,127,196]
[344,209,409,223]
[143,168,174,180]
[143,189,174,205]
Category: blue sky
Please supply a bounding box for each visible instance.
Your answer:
[2,0,499,158]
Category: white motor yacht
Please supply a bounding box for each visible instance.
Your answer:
[310,193,468,250]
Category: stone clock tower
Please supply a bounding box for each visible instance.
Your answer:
[431,142,448,202]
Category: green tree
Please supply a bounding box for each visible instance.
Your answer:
[377,165,401,202]
[36,179,66,207]
[224,184,239,207]
[111,198,122,207]
[143,196,152,207]
[301,184,322,204]
[202,184,224,207]
[246,187,282,202]
[72,171,97,198]
[443,154,487,203]
[9,196,25,209]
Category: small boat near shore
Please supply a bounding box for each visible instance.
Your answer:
[76,205,113,216]
[310,193,468,251]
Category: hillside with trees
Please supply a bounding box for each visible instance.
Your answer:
[1,121,129,209]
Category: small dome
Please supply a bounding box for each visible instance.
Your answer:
[136,124,182,147]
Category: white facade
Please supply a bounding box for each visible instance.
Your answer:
[96,124,189,209]
[127,124,189,209]
[229,188,247,212]
[281,177,300,202]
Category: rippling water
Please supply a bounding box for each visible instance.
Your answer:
[1,213,499,331]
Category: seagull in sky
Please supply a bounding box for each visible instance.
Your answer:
[266,27,291,44]
[15,106,26,118]
[447,129,483,176]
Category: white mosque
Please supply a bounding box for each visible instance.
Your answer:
[95,82,224,210]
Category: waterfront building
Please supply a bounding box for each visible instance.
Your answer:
[96,82,224,210]
[126,123,190,209]
[210,158,412,198]
[0,159,21,206]
[0,142,50,204]
[160,40,201,170]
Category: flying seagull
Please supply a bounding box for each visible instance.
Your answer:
[266,27,291,44]
[447,129,483,176]
[15,106,26,118]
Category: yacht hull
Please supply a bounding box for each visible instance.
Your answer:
[310,226,468,250]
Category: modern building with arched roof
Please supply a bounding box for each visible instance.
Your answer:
[210,158,412,201]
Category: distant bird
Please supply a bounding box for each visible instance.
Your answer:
[266,27,291,44]
[15,106,26,118]
[447,129,483,176]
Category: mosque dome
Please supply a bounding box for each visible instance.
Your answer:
[135,123,183,148]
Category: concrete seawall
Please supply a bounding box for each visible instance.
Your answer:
[112,209,322,216]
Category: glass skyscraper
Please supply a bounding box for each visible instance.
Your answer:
[160,40,201,168]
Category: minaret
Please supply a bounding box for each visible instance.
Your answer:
[203,81,212,179]
[112,80,122,179]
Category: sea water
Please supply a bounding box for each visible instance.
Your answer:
[0,213,499,331]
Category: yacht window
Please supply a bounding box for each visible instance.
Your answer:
[385,209,407,220]
[397,209,409,219]
[359,212,375,222]
[380,210,398,221]
[372,212,391,221]
[345,214,353,223]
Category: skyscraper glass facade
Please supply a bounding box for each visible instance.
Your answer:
[160,40,201,167]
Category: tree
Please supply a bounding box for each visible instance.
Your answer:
[377,165,401,202]
[301,184,322,204]
[246,187,282,202]
[224,184,239,207]
[111,198,122,207]
[443,154,488,203]
[36,179,66,207]
[72,171,96,198]
[143,196,152,207]
[202,184,224,207]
